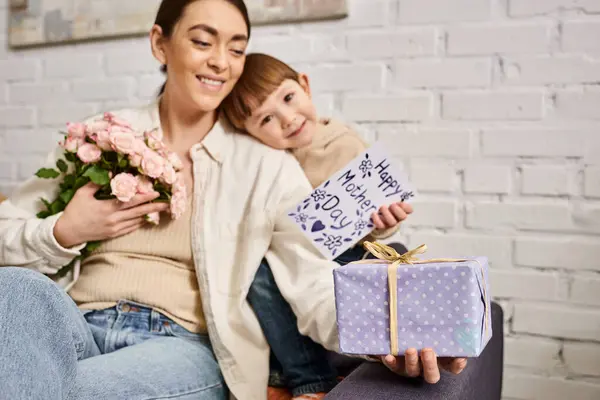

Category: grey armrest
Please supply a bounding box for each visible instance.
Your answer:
[326,302,504,400]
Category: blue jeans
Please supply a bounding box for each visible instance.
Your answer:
[247,245,369,396]
[0,267,227,400]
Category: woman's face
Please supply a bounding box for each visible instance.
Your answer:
[152,0,248,112]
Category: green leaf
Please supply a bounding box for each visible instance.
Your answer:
[103,152,118,164]
[118,158,129,169]
[78,163,90,176]
[53,258,79,279]
[154,182,168,193]
[74,176,90,190]
[50,199,66,214]
[59,189,75,204]
[156,192,170,201]
[94,192,114,201]
[35,168,60,179]
[85,241,102,253]
[83,165,110,186]
[65,152,76,162]
[56,159,68,173]
[63,174,76,188]
[36,210,51,219]
[40,197,51,210]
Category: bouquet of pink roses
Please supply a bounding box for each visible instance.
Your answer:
[35,112,187,272]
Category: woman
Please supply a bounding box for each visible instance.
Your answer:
[0,1,466,399]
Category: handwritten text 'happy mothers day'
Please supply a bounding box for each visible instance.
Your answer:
[288,142,416,260]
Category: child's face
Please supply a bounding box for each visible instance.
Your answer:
[243,75,317,150]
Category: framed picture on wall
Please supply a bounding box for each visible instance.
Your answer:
[8,0,163,48]
[9,0,28,10]
[8,0,348,49]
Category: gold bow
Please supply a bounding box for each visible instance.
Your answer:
[362,242,468,265]
[355,241,489,356]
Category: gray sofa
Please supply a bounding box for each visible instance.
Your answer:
[326,302,504,400]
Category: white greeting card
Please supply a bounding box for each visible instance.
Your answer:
[287,141,416,260]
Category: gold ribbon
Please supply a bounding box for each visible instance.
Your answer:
[355,242,489,356]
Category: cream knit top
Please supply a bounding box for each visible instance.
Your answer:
[69,197,206,333]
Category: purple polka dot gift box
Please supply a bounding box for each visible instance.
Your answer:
[333,242,493,357]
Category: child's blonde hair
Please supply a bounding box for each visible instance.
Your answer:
[222,53,301,131]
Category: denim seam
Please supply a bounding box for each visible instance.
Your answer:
[142,382,224,400]
[291,379,338,397]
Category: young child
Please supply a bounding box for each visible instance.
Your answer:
[222,53,413,400]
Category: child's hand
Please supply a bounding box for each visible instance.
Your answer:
[371,202,413,230]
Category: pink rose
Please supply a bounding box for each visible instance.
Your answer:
[166,151,184,171]
[110,126,133,135]
[160,163,177,185]
[86,120,111,135]
[145,212,160,225]
[132,129,145,139]
[67,122,86,138]
[144,129,163,141]
[95,130,113,151]
[141,150,165,179]
[110,173,138,203]
[109,130,137,154]
[146,130,165,151]
[170,190,187,220]
[136,176,155,195]
[104,112,132,129]
[77,143,102,164]
[133,139,148,154]
[129,153,142,168]
[173,173,186,194]
[61,136,84,153]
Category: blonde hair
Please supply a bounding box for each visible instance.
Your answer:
[222,53,300,130]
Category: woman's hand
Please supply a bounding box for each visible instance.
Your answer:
[371,202,413,230]
[53,183,169,248]
[379,348,468,384]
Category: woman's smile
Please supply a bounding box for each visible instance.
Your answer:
[196,74,226,92]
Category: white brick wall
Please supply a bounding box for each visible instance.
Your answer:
[562,21,600,52]
[463,163,512,194]
[514,303,600,341]
[504,336,561,371]
[554,90,600,120]
[585,167,600,198]
[447,23,551,55]
[442,91,544,120]
[398,0,491,23]
[563,343,600,376]
[520,165,572,196]
[509,0,600,17]
[394,58,492,88]
[0,0,599,397]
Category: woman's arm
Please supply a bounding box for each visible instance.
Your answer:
[264,154,340,352]
[0,146,85,272]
